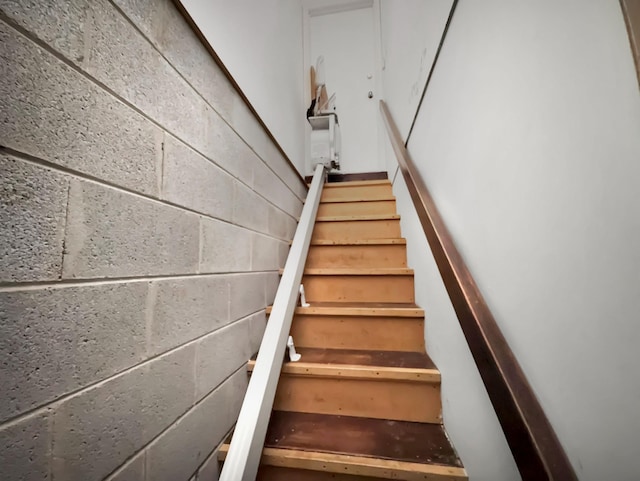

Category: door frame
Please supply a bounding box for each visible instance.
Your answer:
[302,0,385,175]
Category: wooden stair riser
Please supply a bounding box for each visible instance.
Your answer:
[306,244,407,268]
[290,315,425,352]
[273,375,441,423]
[312,219,401,242]
[302,274,415,303]
[318,200,397,217]
[321,184,393,202]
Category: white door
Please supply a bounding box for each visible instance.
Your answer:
[309,7,380,174]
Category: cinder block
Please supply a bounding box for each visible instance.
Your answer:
[203,107,257,187]
[200,219,252,274]
[267,204,298,240]
[263,272,280,305]
[112,0,237,124]
[251,233,281,271]
[63,180,200,278]
[0,0,89,65]
[225,79,305,202]
[248,310,268,354]
[109,451,145,481]
[278,241,290,268]
[195,318,252,401]
[232,182,269,234]
[229,273,267,321]
[162,135,234,221]
[253,160,303,219]
[145,368,247,481]
[149,276,230,356]
[0,154,68,282]
[0,411,50,481]
[0,21,160,195]
[229,100,272,171]
[197,448,220,481]
[261,141,307,201]
[52,345,196,481]
[82,0,207,151]
[0,282,147,423]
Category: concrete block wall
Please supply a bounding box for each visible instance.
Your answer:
[0,1,306,480]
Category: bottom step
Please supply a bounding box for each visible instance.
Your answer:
[220,412,467,480]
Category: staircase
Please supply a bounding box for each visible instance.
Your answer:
[220,178,467,480]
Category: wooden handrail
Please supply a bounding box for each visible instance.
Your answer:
[380,100,578,481]
[620,0,640,87]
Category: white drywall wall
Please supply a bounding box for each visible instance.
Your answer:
[380,0,453,143]
[388,149,522,481]
[181,0,305,174]
[380,3,520,478]
[384,0,640,479]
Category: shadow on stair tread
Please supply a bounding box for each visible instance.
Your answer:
[249,348,436,370]
[265,411,463,468]
[291,347,436,369]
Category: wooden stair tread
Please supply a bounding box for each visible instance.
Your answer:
[218,445,467,480]
[248,348,439,382]
[319,196,396,204]
[299,267,413,275]
[265,411,463,468]
[248,348,438,382]
[283,267,414,275]
[291,348,436,370]
[267,302,424,317]
[323,179,391,187]
[316,214,400,222]
[310,238,406,245]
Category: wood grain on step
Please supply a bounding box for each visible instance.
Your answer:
[292,348,436,369]
[265,411,463,468]
[305,243,407,268]
[290,316,425,352]
[312,218,401,241]
[317,199,396,217]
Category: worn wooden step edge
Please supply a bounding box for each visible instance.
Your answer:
[281,268,414,275]
[319,196,396,204]
[310,238,406,246]
[282,268,414,276]
[302,194,397,204]
[316,214,400,222]
[266,305,424,317]
[218,446,468,481]
[247,360,440,383]
[324,179,392,187]
[296,238,407,247]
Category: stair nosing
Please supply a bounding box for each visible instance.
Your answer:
[310,238,406,246]
[266,305,424,317]
[218,446,467,478]
[319,196,396,204]
[323,179,391,188]
[316,214,400,222]
[293,267,414,276]
[247,359,440,383]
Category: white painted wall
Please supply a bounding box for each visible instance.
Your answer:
[383,0,640,480]
[380,0,453,142]
[181,0,306,174]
